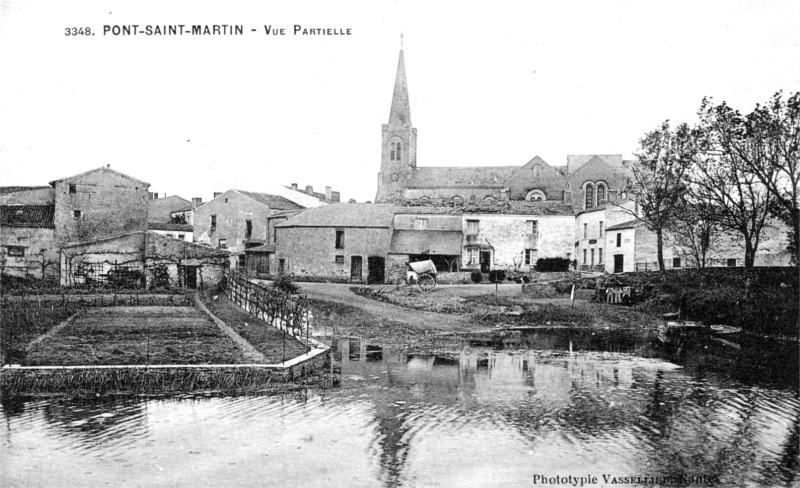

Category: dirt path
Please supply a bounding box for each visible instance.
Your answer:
[296,282,475,333]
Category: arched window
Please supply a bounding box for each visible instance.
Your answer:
[597,183,606,204]
[390,142,396,161]
[533,165,541,181]
[395,142,402,161]
[484,196,496,203]
[585,183,595,209]
[525,189,547,202]
[452,196,464,205]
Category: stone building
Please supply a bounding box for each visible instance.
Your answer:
[0,204,59,279]
[574,200,637,271]
[192,189,305,268]
[50,165,150,246]
[274,204,396,283]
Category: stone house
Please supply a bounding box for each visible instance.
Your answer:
[574,200,637,271]
[459,202,575,273]
[604,220,638,273]
[274,204,396,283]
[60,231,228,289]
[49,165,150,246]
[192,189,305,268]
[0,204,59,279]
[244,209,306,276]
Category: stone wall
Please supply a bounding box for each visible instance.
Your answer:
[53,169,149,245]
[0,227,59,279]
[276,226,391,282]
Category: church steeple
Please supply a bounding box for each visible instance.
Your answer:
[388,48,411,128]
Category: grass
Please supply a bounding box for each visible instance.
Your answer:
[201,294,308,363]
[1,301,79,364]
[308,298,427,346]
[24,306,248,366]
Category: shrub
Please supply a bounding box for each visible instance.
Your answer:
[488,270,506,283]
[271,275,300,294]
[536,257,571,272]
[470,271,483,283]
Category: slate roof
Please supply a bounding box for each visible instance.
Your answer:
[405,166,519,188]
[389,230,463,255]
[0,186,50,196]
[237,191,305,211]
[0,205,55,228]
[606,219,641,231]
[394,200,575,216]
[276,203,397,228]
[148,222,194,232]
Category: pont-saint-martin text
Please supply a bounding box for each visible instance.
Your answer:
[100,25,352,36]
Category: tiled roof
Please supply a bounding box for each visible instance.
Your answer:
[148,222,193,232]
[49,166,149,186]
[147,195,192,223]
[406,166,519,188]
[276,203,397,228]
[389,230,463,255]
[268,209,306,219]
[0,186,50,196]
[237,191,305,211]
[0,205,55,228]
[606,219,641,231]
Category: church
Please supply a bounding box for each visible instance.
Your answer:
[374,48,634,214]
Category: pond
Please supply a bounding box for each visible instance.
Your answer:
[1,328,798,487]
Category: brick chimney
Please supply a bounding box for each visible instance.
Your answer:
[291,183,298,190]
[325,186,332,200]
[192,197,203,208]
[305,185,313,194]
[213,192,223,199]
[331,191,341,203]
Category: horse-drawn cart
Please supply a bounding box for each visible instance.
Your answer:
[407,260,438,292]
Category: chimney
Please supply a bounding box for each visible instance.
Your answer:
[305,185,313,194]
[213,192,223,199]
[291,183,298,190]
[106,164,111,168]
[192,197,203,208]
[348,198,356,203]
[331,191,341,203]
[325,186,332,200]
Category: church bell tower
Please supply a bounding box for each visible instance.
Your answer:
[375,43,417,203]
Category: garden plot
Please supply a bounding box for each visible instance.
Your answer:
[24,306,249,366]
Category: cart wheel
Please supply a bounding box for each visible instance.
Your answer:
[418,274,436,292]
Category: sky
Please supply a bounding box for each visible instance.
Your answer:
[1,0,798,204]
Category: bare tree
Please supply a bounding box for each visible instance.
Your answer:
[697,100,777,267]
[623,121,696,271]
[669,199,721,268]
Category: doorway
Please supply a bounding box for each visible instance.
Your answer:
[480,251,491,273]
[367,256,385,284]
[184,265,198,289]
[350,256,363,282]
[613,254,624,274]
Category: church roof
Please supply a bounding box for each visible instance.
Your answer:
[566,155,624,174]
[388,50,412,128]
[406,166,519,189]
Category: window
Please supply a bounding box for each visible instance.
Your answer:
[526,190,546,202]
[466,220,480,235]
[210,215,217,232]
[727,258,736,267]
[672,257,681,268]
[238,255,246,268]
[68,184,76,195]
[467,248,479,265]
[218,239,227,248]
[599,221,604,237]
[591,249,595,265]
[390,141,402,161]
[335,255,344,264]
[335,230,345,249]
[585,184,595,209]
[396,142,402,161]
[6,246,24,257]
[245,220,253,239]
[583,223,588,239]
[524,249,538,266]
[616,233,622,247]
[583,249,587,264]
[526,220,538,234]
[73,210,82,219]
[414,218,428,230]
[598,248,603,264]
[484,196,495,203]
[597,184,606,204]
[181,234,187,241]
[532,165,541,180]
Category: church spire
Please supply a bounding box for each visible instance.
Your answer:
[388,46,411,128]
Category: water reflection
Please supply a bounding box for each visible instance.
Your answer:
[2,328,798,488]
